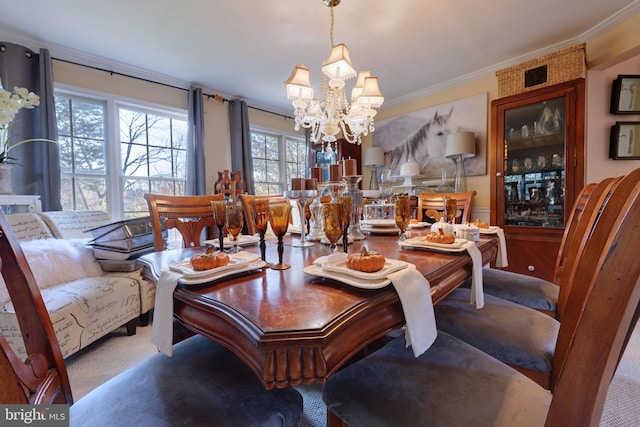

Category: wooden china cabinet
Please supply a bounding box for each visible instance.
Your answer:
[490,79,585,281]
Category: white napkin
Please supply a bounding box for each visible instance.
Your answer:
[463,241,484,309]
[151,269,182,356]
[387,267,437,357]
[151,252,262,356]
[495,228,508,268]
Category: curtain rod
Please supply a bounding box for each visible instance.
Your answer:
[52,57,293,119]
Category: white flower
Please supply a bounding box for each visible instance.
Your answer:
[0,86,55,164]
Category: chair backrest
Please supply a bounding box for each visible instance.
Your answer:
[238,194,285,235]
[416,191,476,224]
[546,170,640,426]
[144,193,225,251]
[553,177,621,319]
[214,170,246,199]
[550,168,640,388]
[0,211,73,404]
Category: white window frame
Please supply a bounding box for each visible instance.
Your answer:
[55,83,187,218]
[250,125,307,194]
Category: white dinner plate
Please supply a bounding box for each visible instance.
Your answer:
[361,219,396,227]
[303,264,391,289]
[399,237,469,253]
[361,225,400,235]
[321,258,408,280]
[478,226,501,234]
[408,222,430,229]
[169,252,260,279]
[177,260,266,285]
[204,234,260,248]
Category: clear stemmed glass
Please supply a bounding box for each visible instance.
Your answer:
[323,202,343,253]
[284,189,317,247]
[211,200,227,251]
[338,195,352,253]
[394,195,412,242]
[225,201,244,253]
[268,202,292,270]
[251,198,272,267]
[444,197,457,224]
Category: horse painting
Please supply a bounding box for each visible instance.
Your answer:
[382,108,458,178]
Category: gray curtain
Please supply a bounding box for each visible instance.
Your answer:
[186,86,206,195]
[229,99,255,195]
[0,42,61,210]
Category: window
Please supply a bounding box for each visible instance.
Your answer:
[251,128,307,195]
[55,90,187,218]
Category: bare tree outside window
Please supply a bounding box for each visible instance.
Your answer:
[55,94,187,217]
[251,129,306,195]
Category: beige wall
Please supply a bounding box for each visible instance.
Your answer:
[50,12,639,203]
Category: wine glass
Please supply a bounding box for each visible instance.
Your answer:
[268,202,292,270]
[211,200,227,251]
[225,201,244,253]
[323,202,343,253]
[251,198,271,267]
[394,195,412,242]
[338,196,352,253]
[444,197,457,224]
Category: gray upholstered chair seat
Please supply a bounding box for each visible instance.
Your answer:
[323,332,551,427]
[434,288,559,372]
[460,268,559,312]
[70,335,303,427]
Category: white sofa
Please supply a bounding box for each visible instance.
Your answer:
[0,210,156,359]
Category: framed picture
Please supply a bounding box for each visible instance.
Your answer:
[610,122,640,159]
[610,75,640,114]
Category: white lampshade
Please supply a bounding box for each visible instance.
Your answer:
[351,70,371,102]
[284,64,314,101]
[322,44,357,80]
[357,77,384,108]
[364,147,385,167]
[445,132,476,159]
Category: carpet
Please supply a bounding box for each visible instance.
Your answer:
[66,321,640,426]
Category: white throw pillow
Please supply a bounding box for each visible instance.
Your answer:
[20,238,104,289]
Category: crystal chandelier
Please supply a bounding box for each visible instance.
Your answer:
[284,0,384,146]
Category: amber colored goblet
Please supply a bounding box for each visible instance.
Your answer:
[268,202,292,270]
[225,201,244,253]
[394,195,412,242]
[444,197,457,224]
[211,200,227,251]
[338,196,352,253]
[323,202,343,253]
[251,198,271,267]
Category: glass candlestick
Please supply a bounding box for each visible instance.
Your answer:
[283,189,317,247]
[342,175,365,240]
[325,180,346,202]
[306,192,325,241]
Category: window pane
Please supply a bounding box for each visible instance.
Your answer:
[74,137,106,173]
[148,115,172,148]
[75,177,107,211]
[120,109,147,145]
[121,143,149,177]
[122,179,151,215]
[72,101,105,139]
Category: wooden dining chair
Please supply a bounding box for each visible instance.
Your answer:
[322,170,640,426]
[213,169,246,199]
[416,190,476,224]
[433,170,636,389]
[144,193,225,251]
[0,211,303,425]
[239,193,285,235]
[466,180,604,316]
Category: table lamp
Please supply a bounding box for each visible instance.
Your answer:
[364,147,385,190]
[445,132,476,192]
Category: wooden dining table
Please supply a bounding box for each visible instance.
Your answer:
[139,231,498,390]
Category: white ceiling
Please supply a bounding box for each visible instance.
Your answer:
[0,0,639,116]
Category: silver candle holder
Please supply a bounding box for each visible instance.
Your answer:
[342,175,365,240]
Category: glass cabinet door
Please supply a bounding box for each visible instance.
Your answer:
[503,97,566,228]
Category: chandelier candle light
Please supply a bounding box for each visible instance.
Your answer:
[284,0,384,146]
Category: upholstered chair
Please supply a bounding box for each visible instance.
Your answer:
[434,172,633,389]
[0,211,303,426]
[322,169,640,426]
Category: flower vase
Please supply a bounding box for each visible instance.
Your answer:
[0,164,15,195]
